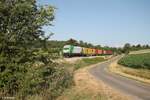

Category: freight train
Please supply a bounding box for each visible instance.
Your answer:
[63,45,113,57]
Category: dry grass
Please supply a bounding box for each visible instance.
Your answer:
[57,63,131,100]
[63,56,106,63]
[109,60,150,84]
[129,49,150,54]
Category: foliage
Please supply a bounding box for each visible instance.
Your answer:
[47,40,66,48]
[121,43,150,54]
[122,43,131,54]
[118,53,150,69]
[20,61,73,99]
[0,0,73,99]
[66,38,79,46]
[46,40,67,57]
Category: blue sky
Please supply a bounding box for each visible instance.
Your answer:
[37,0,150,47]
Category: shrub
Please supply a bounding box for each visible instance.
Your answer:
[19,61,73,100]
[0,1,74,99]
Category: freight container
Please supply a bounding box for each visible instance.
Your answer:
[95,49,99,55]
[98,49,103,55]
[106,50,113,55]
[103,50,107,54]
[82,47,88,55]
[102,50,113,55]
[87,48,93,55]
[92,49,96,55]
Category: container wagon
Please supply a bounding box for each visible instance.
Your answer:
[82,47,88,56]
[63,45,113,57]
[95,49,103,55]
[103,50,113,55]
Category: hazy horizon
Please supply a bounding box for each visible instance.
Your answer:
[37,0,150,47]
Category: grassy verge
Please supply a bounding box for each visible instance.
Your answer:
[58,84,108,100]
[57,57,130,100]
[74,57,106,70]
[117,65,150,79]
[110,62,150,84]
[56,57,107,100]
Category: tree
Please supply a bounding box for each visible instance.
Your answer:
[66,38,78,46]
[0,0,55,96]
[136,44,141,49]
[146,44,149,48]
[95,45,101,49]
[123,43,131,54]
[79,40,84,47]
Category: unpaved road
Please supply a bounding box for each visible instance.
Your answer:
[89,56,150,100]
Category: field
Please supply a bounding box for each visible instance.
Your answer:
[74,57,106,70]
[118,53,150,69]
[115,53,150,81]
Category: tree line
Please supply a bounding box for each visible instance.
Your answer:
[46,39,150,54]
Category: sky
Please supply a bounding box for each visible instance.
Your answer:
[37,0,150,47]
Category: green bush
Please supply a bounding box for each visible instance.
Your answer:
[118,53,150,69]
[0,0,73,100]
[19,61,73,100]
[0,51,73,100]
